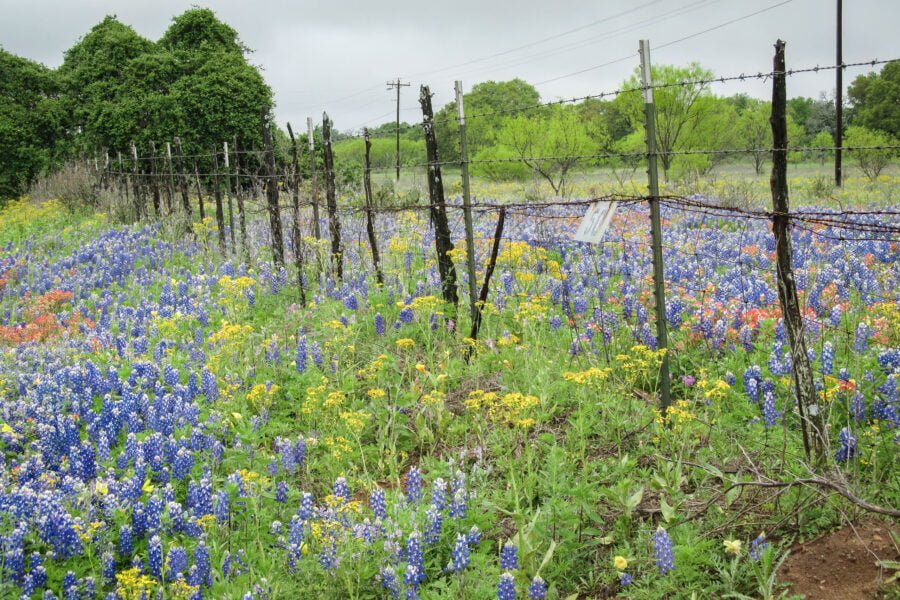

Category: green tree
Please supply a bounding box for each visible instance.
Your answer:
[848,61,900,137]
[0,49,64,200]
[498,106,601,196]
[616,62,715,178]
[434,79,541,163]
[736,100,772,175]
[844,126,896,180]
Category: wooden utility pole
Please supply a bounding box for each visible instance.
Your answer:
[322,112,343,280]
[639,39,672,414]
[420,84,459,308]
[771,40,825,461]
[835,0,844,187]
[307,117,321,240]
[286,122,308,306]
[387,78,411,181]
[363,129,384,285]
[262,109,285,267]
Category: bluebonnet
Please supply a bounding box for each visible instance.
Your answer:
[299,492,315,520]
[333,477,351,504]
[500,541,519,570]
[821,342,834,375]
[406,467,423,505]
[296,336,308,373]
[148,535,163,577]
[835,427,857,462]
[380,566,401,599]
[423,506,442,545]
[652,527,675,574]
[404,532,425,585]
[528,576,548,599]
[375,313,386,336]
[497,572,516,600]
[448,534,470,572]
[749,533,769,561]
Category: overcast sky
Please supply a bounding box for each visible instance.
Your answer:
[2,0,898,132]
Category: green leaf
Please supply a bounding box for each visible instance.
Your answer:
[625,486,644,513]
[660,496,676,523]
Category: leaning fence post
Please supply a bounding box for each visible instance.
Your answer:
[639,39,672,414]
[307,117,322,241]
[770,39,825,461]
[455,80,480,328]
[173,137,192,218]
[363,129,385,285]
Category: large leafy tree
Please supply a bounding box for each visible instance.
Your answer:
[848,61,900,137]
[0,49,64,200]
[615,63,715,178]
[434,79,541,163]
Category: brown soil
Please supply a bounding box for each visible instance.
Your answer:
[780,520,899,599]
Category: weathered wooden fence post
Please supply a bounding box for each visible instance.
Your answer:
[164,142,175,215]
[286,122,307,306]
[262,109,285,267]
[232,136,248,256]
[223,142,236,248]
[469,206,506,348]
[212,146,227,251]
[639,39,673,414]
[420,84,459,308]
[130,141,143,221]
[322,112,343,281]
[770,39,825,461]
[363,129,384,285]
[173,137,192,218]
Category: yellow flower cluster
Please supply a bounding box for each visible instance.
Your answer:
[168,579,200,600]
[235,468,270,491]
[357,354,391,380]
[465,390,539,428]
[208,322,253,346]
[340,410,371,433]
[563,367,612,387]
[497,333,521,347]
[323,435,354,459]
[247,383,280,413]
[115,568,157,600]
[395,338,416,350]
[515,294,550,323]
[615,345,667,384]
[302,380,329,414]
[657,400,696,429]
[697,378,731,402]
[499,240,548,267]
[421,389,445,409]
[367,387,387,399]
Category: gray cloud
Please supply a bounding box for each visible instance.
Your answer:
[2,0,898,132]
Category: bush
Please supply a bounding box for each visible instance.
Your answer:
[844,126,897,180]
[27,160,100,212]
[470,145,531,182]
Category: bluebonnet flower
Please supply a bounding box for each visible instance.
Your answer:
[299,492,315,521]
[466,525,482,546]
[334,477,351,504]
[749,533,769,561]
[118,524,133,558]
[399,307,414,325]
[296,336,308,373]
[167,546,189,579]
[319,537,338,571]
[854,322,870,353]
[652,527,675,575]
[528,576,548,599]
[194,541,211,587]
[851,391,866,422]
[423,506,442,545]
[406,467,423,505]
[762,382,781,428]
[101,551,115,583]
[370,488,387,520]
[500,541,519,570]
[821,342,834,375]
[404,532,425,585]
[619,572,633,587]
[835,427,857,462]
[380,566,401,599]
[148,535,163,577]
[375,313,386,336]
[448,533,470,572]
[430,478,447,511]
[276,481,288,503]
[497,572,516,600]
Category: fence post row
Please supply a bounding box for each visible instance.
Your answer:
[322,112,343,281]
[173,137,192,219]
[262,107,286,267]
[211,146,227,251]
[455,80,480,328]
[362,129,384,286]
[149,141,161,218]
[420,84,459,309]
[286,122,308,306]
[769,39,825,462]
[231,136,248,257]
[130,141,143,221]
[639,39,673,414]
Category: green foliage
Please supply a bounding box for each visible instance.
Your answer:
[844,125,897,180]
[434,78,541,162]
[498,106,601,195]
[470,144,532,181]
[0,49,64,200]
[848,61,900,137]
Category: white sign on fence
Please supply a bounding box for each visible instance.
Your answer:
[574,201,618,244]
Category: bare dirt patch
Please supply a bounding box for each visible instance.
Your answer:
[780,520,899,599]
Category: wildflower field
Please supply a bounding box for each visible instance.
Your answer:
[0,187,897,600]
